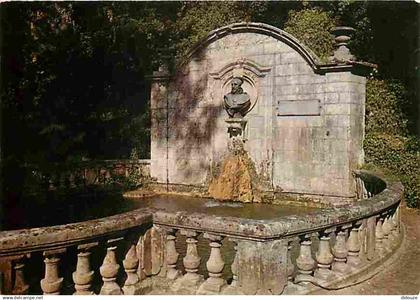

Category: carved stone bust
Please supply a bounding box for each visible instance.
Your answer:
[223,77,251,118]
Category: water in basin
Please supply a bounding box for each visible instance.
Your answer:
[128,193,320,220]
[2,191,320,230]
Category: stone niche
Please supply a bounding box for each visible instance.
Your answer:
[150,22,371,204]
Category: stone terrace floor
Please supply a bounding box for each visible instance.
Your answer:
[316,206,420,295]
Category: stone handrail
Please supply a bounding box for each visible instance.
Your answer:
[0,209,153,257]
[0,170,404,295]
[0,209,154,295]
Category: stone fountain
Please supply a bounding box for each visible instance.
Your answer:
[149,22,374,207]
[0,23,404,297]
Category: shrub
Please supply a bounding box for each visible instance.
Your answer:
[365,79,409,135]
[364,79,420,208]
[283,8,335,61]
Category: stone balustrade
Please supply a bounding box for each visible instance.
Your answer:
[150,170,404,295]
[0,209,154,295]
[22,159,150,192]
[0,170,404,295]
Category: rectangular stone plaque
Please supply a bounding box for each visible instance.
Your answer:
[276,99,321,116]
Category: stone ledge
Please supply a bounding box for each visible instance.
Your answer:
[0,209,154,257]
[152,171,402,241]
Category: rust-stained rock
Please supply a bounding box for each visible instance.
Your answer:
[208,151,262,203]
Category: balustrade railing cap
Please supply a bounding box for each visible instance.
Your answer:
[0,209,153,257]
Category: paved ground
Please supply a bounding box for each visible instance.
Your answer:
[316,207,420,295]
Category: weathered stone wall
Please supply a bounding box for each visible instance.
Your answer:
[150,23,366,201]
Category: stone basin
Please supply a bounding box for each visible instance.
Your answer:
[124,193,321,220]
[2,190,321,231]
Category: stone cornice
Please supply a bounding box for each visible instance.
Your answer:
[179,22,377,75]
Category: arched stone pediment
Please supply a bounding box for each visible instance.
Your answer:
[181,22,321,71]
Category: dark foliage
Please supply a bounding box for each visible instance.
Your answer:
[0,2,418,209]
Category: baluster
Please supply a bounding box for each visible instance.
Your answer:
[382,214,392,251]
[362,180,368,199]
[40,249,65,295]
[57,173,64,189]
[68,173,76,188]
[11,255,30,295]
[100,238,122,295]
[220,239,239,295]
[230,241,239,287]
[387,210,396,246]
[295,234,315,284]
[287,241,295,283]
[332,227,349,274]
[63,171,70,188]
[171,230,203,292]
[314,230,334,280]
[54,172,61,189]
[357,220,368,263]
[375,216,385,256]
[182,230,202,284]
[122,241,140,295]
[198,234,226,294]
[346,223,362,267]
[105,168,112,183]
[391,208,400,242]
[73,242,96,295]
[48,174,55,190]
[164,228,181,280]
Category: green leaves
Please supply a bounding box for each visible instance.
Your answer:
[284,8,335,61]
[365,79,419,208]
[1,2,418,207]
[365,79,408,136]
[173,2,269,61]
